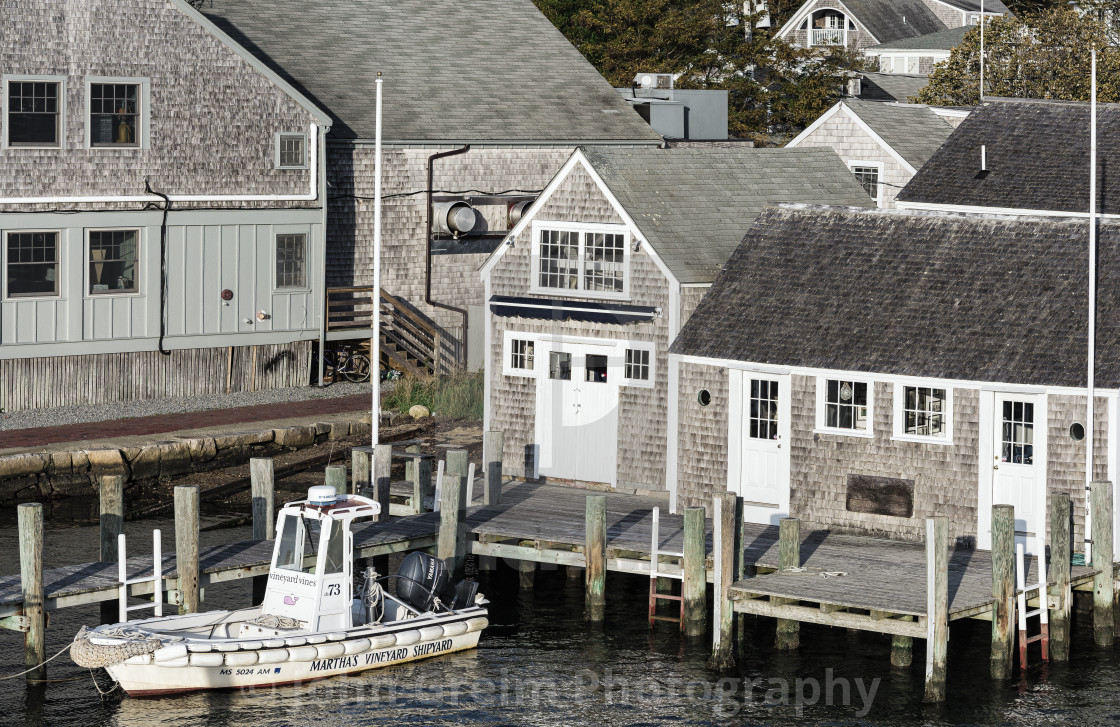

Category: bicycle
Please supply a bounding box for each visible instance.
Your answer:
[323,344,372,383]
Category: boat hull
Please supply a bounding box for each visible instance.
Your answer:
[107,628,482,696]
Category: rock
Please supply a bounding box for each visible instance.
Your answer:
[47,451,72,473]
[274,425,316,448]
[84,449,127,477]
[409,405,430,419]
[213,430,274,450]
[0,452,48,479]
[127,445,162,481]
[350,421,372,439]
[327,421,348,440]
[159,441,193,478]
[183,437,218,463]
[315,421,333,438]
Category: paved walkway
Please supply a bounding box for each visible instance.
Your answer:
[0,394,372,452]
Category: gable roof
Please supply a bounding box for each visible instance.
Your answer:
[858,72,930,103]
[576,146,875,284]
[897,98,1120,215]
[838,0,946,43]
[867,24,969,52]
[841,100,955,168]
[200,0,661,143]
[671,205,1117,389]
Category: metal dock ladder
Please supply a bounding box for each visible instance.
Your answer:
[648,507,684,629]
[1015,540,1049,669]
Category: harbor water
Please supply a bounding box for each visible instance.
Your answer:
[3,509,1120,726]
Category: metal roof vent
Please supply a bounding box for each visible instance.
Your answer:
[635,72,673,90]
[433,201,477,237]
[508,200,533,229]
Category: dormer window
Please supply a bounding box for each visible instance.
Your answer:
[276,132,308,169]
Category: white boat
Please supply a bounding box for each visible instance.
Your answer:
[72,486,488,696]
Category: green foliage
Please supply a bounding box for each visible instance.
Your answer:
[382,372,485,421]
[915,8,1120,106]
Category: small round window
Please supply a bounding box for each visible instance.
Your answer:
[1070,422,1086,441]
[698,389,711,407]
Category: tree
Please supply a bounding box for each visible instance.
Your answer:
[915,8,1120,106]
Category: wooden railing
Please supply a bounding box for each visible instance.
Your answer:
[326,287,458,378]
[811,27,845,46]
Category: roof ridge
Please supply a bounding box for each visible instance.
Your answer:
[771,201,1106,227]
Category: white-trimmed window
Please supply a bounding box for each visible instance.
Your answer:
[816,377,873,436]
[530,221,630,299]
[893,383,952,443]
[5,77,65,148]
[276,132,308,169]
[90,83,139,147]
[502,332,538,377]
[849,161,882,206]
[275,233,307,289]
[88,229,139,295]
[621,345,655,388]
[5,230,60,298]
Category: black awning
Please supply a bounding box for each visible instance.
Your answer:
[489,295,658,324]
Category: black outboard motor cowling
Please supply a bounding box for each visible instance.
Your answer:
[396,552,450,612]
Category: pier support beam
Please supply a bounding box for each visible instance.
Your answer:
[924,516,949,702]
[374,444,393,522]
[174,485,200,615]
[991,504,1015,679]
[1049,492,1072,661]
[484,431,504,506]
[683,506,707,637]
[352,446,372,497]
[447,450,470,509]
[438,461,466,579]
[18,503,44,680]
[99,475,124,625]
[709,492,738,669]
[775,517,800,650]
[891,617,914,667]
[250,459,275,606]
[324,464,347,494]
[411,450,433,514]
[585,495,607,621]
[1091,480,1114,647]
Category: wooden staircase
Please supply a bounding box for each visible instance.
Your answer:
[325,287,449,378]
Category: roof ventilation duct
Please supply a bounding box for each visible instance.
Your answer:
[433,200,477,237]
[507,200,533,229]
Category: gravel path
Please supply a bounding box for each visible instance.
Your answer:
[0,381,392,431]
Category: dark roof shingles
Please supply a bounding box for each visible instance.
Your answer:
[843,100,954,168]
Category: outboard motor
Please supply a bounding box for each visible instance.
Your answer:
[396,552,450,612]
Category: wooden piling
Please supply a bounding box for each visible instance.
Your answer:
[374,444,393,522]
[682,506,707,637]
[709,492,737,669]
[405,443,420,486]
[324,464,347,493]
[585,495,607,622]
[437,461,466,578]
[990,504,1015,679]
[891,617,914,667]
[924,516,949,702]
[775,517,800,650]
[518,559,536,590]
[484,430,504,506]
[99,475,124,625]
[1049,491,1072,661]
[352,446,373,497]
[447,449,470,508]
[174,485,200,615]
[409,449,433,514]
[18,503,44,679]
[250,458,276,606]
[1091,480,1114,647]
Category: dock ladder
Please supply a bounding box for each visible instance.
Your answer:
[1015,540,1049,669]
[118,530,164,623]
[648,507,684,629]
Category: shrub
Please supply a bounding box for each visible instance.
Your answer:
[382,371,484,420]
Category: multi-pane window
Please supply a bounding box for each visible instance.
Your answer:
[1001,401,1034,465]
[7,81,60,146]
[824,379,869,431]
[535,226,628,297]
[749,378,779,440]
[851,165,880,203]
[6,231,59,298]
[277,133,307,168]
[276,233,307,288]
[88,230,139,294]
[549,351,571,380]
[90,84,139,147]
[583,232,625,293]
[624,348,650,381]
[902,386,946,437]
[538,230,579,290]
[509,339,535,371]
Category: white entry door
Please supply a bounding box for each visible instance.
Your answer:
[736,372,791,524]
[536,342,619,486]
[990,393,1046,550]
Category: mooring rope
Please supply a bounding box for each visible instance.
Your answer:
[0,643,74,681]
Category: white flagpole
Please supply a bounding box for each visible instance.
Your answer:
[979,0,984,101]
[373,72,383,447]
[1086,49,1097,558]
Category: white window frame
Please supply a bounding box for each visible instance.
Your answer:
[275,132,309,170]
[529,220,631,301]
[502,330,538,378]
[2,75,67,150]
[274,227,311,291]
[3,228,63,300]
[620,341,655,389]
[85,77,151,150]
[85,227,142,298]
[892,381,954,444]
[848,160,883,207]
[814,375,874,438]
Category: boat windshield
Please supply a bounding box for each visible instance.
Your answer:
[275,513,322,573]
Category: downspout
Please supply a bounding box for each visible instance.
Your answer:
[317,123,330,387]
[426,145,471,368]
[145,180,172,356]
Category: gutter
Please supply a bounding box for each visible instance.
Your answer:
[426,145,471,368]
[317,123,331,386]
